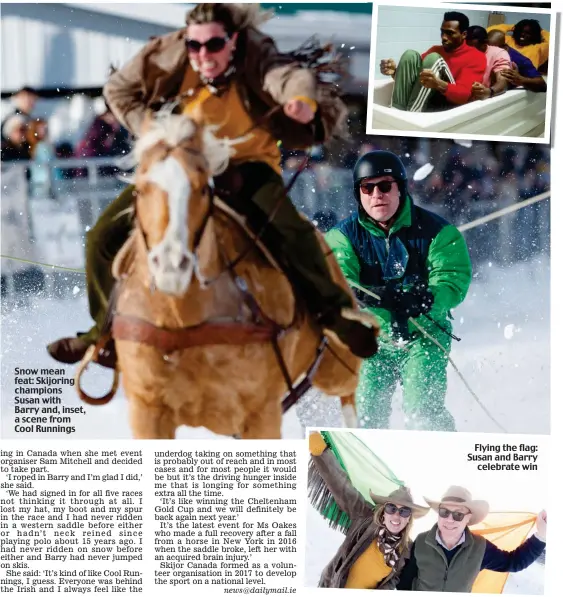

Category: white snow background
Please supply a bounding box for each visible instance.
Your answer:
[1,255,549,439]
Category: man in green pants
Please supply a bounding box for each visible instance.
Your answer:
[379,11,486,111]
[47,3,379,367]
[325,151,472,431]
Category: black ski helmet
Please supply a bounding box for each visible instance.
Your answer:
[353,150,408,201]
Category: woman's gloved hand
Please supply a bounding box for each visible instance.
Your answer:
[309,431,328,456]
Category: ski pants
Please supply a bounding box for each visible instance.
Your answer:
[355,332,456,432]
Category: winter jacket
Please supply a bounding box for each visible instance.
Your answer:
[325,196,472,341]
[76,117,130,160]
[397,524,546,592]
[103,25,347,149]
[75,116,131,178]
[310,434,410,589]
[1,139,31,162]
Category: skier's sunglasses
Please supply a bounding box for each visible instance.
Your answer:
[384,503,412,518]
[438,507,468,522]
[359,180,396,195]
[185,36,230,54]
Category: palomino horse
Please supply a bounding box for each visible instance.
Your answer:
[77,112,379,439]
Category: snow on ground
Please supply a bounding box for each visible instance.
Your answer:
[0,290,303,440]
[1,256,549,439]
[305,504,544,594]
[300,256,550,435]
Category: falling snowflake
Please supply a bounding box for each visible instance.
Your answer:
[413,163,434,181]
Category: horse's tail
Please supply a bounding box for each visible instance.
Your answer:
[339,394,357,428]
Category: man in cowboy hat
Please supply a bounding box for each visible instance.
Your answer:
[397,485,547,592]
[309,431,429,589]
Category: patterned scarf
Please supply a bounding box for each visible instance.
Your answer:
[376,525,403,568]
[198,63,237,96]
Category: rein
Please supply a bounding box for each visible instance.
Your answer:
[201,152,311,286]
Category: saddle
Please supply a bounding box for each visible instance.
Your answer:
[100,195,312,353]
[83,197,324,412]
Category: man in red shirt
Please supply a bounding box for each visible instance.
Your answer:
[380,11,486,112]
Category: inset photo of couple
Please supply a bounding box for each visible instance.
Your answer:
[306,429,547,594]
[368,3,554,142]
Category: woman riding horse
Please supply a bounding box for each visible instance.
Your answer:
[47,2,379,367]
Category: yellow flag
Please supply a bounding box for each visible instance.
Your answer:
[471,512,538,594]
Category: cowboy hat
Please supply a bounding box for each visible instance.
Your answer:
[424,485,489,526]
[369,486,430,519]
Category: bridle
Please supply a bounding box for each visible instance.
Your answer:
[124,135,324,415]
[134,142,213,285]
[134,137,310,292]
[96,118,327,419]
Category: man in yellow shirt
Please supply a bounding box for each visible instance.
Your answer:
[47,3,379,366]
[487,19,549,72]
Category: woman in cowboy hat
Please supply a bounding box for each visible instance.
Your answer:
[309,432,429,589]
[397,485,547,592]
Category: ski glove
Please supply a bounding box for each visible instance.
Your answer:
[391,283,434,318]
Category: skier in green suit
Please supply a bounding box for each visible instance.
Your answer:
[325,151,472,431]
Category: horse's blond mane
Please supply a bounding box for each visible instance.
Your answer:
[133,114,197,163]
[133,113,249,176]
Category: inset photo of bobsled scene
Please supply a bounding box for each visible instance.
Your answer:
[368,3,554,143]
[306,429,548,594]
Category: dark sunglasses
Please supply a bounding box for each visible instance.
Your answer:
[384,503,412,518]
[438,507,467,522]
[185,36,230,54]
[359,180,395,195]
